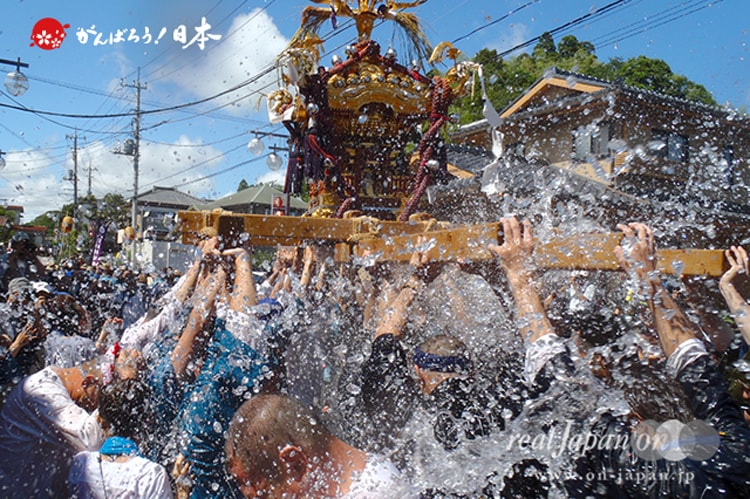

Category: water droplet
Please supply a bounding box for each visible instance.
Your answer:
[346,383,361,395]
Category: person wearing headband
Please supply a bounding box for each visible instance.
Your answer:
[68,378,172,498]
[0,338,145,498]
[360,248,512,452]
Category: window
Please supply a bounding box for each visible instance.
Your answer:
[723,145,735,187]
[573,124,610,159]
[651,129,689,162]
[508,142,525,156]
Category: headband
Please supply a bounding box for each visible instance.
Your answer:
[413,347,472,374]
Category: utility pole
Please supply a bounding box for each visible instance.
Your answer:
[122,68,146,267]
[66,129,85,219]
[87,160,93,197]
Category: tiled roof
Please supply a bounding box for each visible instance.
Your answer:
[137,186,207,208]
[502,67,745,119]
[446,144,495,175]
[195,184,307,211]
[453,118,490,135]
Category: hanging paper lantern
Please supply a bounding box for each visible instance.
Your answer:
[61,216,74,233]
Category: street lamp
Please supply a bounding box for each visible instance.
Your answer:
[247,130,290,160]
[0,58,30,97]
[247,134,265,155]
[247,130,293,214]
[266,146,285,171]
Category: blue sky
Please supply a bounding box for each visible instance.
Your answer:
[0,0,746,220]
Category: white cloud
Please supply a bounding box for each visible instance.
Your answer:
[0,150,70,222]
[2,135,224,222]
[151,9,290,114]
[486,22,532,56]
[256,169,285,186]
[133,136,223,194]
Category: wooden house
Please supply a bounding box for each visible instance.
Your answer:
[451,67,750,214]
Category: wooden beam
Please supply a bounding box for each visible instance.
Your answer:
[178,211,438,245]
[178,211,728,276]
[351,223,727,276]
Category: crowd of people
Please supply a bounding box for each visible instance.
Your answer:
[0,218,749,498]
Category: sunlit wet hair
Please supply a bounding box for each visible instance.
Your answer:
[98,378,153,441]
[614,354,695,422]
[226,394,332,484]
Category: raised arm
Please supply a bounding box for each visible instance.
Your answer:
[374,245,429,339]
[224,247,257,313]
[171,265,226,378]
[719,245,750,344]
[488,217,555,343]
[357,266,380,331]
[8,298,46,357]
[299,245,316,290]
[614,222,697,357]
[174,237,220,304]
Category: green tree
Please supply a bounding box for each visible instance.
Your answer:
[0,206,18,242]
[617,56,716,105]
[28,212,57,237]
[451,34,717,123]
[532,32,557,61]
[670,74,715,105]
[557,35,594,59]
[555,35,599,75]
[98,193,130,227]
[618,56,675,94]
[237,179,250,191]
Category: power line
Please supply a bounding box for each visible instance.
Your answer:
[171,155,270,190]
[0,64,277,119]
[451,0,538,45]
[138,142,247,190]
[140,130,249,148]
[0,89,133,136]
[27,72,274,128]
[594,0,722,47]
[141,81,277,133]
[588,0,700,46]
[493,0,634,59]
[0,116,71,170]
[139,121,288,190]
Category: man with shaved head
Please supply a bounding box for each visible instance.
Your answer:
[226,393,405,499]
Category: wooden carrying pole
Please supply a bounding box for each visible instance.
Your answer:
[178,211,727,276]
[349,223,726,276]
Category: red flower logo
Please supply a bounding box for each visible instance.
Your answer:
[30,18,70,50]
